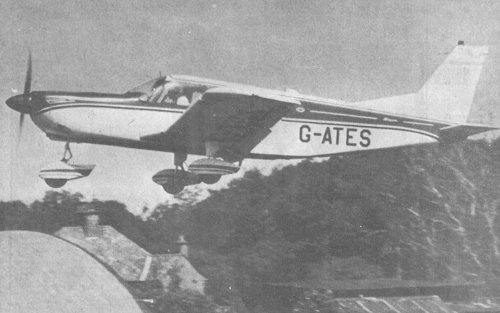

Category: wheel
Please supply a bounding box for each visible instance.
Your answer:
[199,174,221,184]
[162,182,185,194]
[44,179,67,188]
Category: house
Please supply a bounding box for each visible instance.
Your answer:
[54,204,207,294]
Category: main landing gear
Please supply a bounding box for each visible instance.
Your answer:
[152,143,241,194]
[39,142,95,188]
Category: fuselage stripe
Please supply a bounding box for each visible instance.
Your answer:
[35,103,186,114]
[281,118,440,139]
[309,110,379,120]
[45,96,140,103]
[402,120,435,127]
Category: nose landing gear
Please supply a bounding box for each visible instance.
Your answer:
[39,143,95,188]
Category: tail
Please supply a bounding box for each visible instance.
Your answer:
[353,42,496,141]
[415,42,488,123]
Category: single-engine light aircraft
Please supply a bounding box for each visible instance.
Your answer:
[5,42,498,194]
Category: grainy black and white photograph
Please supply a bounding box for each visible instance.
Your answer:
[1,1,500,312]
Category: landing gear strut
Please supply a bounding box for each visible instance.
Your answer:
[61,142,73,162]
[174,152,187,171]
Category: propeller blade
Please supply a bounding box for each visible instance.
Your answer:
[23,51,32,95]
[19,113,25,129]
[16,51,32,149]
[17,113,25,148]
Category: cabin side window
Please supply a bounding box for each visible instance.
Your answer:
[143,82,182,106]
[139,81,208,106]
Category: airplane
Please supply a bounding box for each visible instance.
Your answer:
[5,41,498,194]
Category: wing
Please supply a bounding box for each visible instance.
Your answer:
[141,87,299,161]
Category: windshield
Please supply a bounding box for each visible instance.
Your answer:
[128,75,210,106]
[126,77,166,95]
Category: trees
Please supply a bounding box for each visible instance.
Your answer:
[185,138,500,284]
[0,200,32,230]
[0,191,84,233]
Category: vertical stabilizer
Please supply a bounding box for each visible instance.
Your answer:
[416,43,488,123]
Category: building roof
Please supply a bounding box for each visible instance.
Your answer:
[55,225,207,285]
[323,296,454,313]
[0,230,144,313]
[449,298,500,313]
[56,225,149,280]
[269,278,483,291]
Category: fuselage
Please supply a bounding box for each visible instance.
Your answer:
[30,91,188,152]
[4,44,493,194]
[22,75,444,159]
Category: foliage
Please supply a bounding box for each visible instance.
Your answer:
[307,256,384,281]
[189,249,249,312]
[156,290,218,313]
[185,139,500,283]
[0,200,34,230]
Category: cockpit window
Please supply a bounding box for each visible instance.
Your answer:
[137,77,210,106]
[146,82,179,104]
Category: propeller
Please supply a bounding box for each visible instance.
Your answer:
[17,51,32,146]
[24,51,32,95]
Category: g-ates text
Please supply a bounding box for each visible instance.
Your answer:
[299,125,371,147]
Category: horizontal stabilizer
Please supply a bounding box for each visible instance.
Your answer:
[439,124,498,143]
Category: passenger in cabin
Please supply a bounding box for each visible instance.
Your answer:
[148,85,163,103]
[177,96,189,106]
[147,82,178,105]
[142,80,203,106]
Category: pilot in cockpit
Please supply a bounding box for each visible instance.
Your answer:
[148,85,164,103]
[135,76,205,106]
